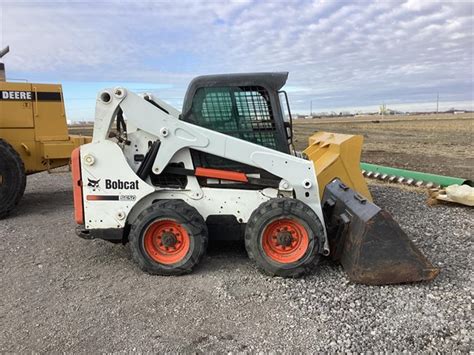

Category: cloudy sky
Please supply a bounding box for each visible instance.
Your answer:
[1,0,472,120]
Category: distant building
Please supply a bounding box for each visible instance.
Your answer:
[379,104,404,115]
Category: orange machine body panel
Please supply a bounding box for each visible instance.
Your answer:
[71,147,84,224]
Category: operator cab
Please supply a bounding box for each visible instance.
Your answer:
[181,72,293,152]
[179,72,294,174]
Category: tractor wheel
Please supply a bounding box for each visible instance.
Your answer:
[245,198,324,277]
[129,199,208,275]
[0,139,27,219]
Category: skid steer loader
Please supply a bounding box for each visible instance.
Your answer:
[72,72,439,284]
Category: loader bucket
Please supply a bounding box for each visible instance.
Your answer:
[303,132,372,201]
[322,179,439,285]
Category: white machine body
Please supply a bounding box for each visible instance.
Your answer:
[76,87,328,253]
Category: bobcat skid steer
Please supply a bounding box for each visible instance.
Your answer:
[71,73,438,284]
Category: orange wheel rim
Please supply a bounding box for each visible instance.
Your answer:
[144,220,190,265]
[261,218,310,264]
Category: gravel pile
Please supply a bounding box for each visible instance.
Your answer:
[0,172,472,352]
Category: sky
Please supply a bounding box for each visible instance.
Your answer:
[0,0,473,121]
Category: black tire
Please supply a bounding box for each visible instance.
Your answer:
[245,198,325,278]
[129,199,208,276]
[0,139,27,219]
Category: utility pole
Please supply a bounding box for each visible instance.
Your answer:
[436,92,439,113]
[310,100,313,116]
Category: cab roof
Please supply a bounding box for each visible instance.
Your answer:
[182,72,289,112]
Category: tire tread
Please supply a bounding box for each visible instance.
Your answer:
[0,139,26,219]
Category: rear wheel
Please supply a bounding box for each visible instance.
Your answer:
[245,198,324,277]
[0,139,26,219]
[129,200,208,275]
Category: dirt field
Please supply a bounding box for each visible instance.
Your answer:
[293,113,473,179]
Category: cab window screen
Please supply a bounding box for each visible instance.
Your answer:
[190,86,278,149]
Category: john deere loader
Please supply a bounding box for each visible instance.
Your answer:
[71,72,439,285]
[0,46,91,218]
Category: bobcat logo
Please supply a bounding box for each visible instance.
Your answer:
[87,178,101,191]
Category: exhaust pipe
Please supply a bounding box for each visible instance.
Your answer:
[0,46,10,82]
[0,63,5,82]
[322,179,439,285]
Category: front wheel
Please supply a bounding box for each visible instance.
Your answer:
[129,200,208,275]
[0,139,26,219]
[245,198,325,277]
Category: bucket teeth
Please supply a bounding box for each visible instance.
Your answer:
[322,179,439,285]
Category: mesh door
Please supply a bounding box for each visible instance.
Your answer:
[190,86,278,149]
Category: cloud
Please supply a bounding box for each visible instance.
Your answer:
[0,0,472,119]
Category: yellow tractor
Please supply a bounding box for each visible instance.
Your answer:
[0,46,91,218]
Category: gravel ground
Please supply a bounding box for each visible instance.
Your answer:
[0,171,472,352]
